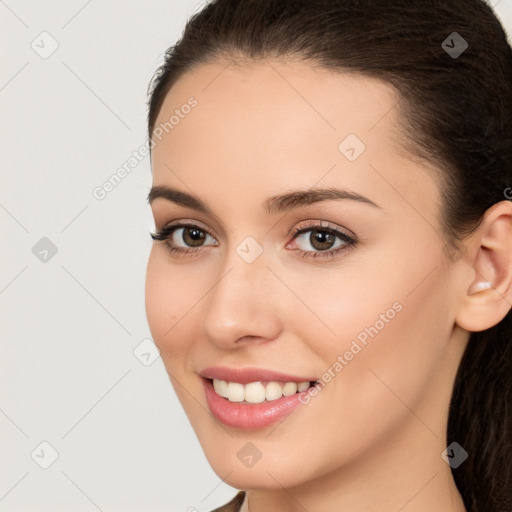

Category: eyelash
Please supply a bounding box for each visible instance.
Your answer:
[149,220,357,260]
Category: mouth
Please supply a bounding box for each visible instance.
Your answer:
[204,377,319,404]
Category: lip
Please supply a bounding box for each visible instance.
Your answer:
[202,377,314,430]
[199,366,318,384]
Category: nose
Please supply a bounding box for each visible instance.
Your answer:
[202,245,282,349]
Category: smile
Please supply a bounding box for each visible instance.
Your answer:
[211,378,316,403]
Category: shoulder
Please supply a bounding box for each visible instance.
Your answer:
[210,491,246,512]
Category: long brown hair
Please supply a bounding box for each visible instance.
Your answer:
[146,1,512,510]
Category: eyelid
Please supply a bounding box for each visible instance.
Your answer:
[288,219,355,239]
[157,219,218,239]
[152,207,229,239]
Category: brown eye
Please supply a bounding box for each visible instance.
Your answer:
[288,222,357,260]
[292,226,353,253]
[307,229,337,251]
[180,227,207,247]
[150,223,218,256]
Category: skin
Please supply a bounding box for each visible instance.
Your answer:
[145,58,512,512]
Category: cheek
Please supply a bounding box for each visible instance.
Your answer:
[299,247,451,411]
[300,234,447,354]
[144,253,195,354]
[145,255,171,341]
[289,258,402,349]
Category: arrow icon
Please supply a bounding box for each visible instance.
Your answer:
[442,32,468,59]
[31,31,59,60]
[441,441,468,468]
[31,441,59,469]
[236,236,263,263]
[32,237,58,262]
[133,338,160,366]
[339,134,365,161]
[237,441,263,467]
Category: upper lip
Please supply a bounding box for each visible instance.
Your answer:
[199,366,318,384]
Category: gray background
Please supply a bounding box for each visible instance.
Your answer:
[1,1,511,511]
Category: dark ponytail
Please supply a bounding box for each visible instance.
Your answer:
[448,313,512,511]
[146,1,512,509]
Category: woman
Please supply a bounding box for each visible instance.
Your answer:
[144,1,512,510]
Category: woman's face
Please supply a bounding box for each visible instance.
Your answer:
[145,59,468,491]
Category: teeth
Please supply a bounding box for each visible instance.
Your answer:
[297,382,310,392]
[266,381,284,400]
[213,378,229,398]
[212,378,313,403]
[245,382,266,403]
[282,382,298,396]
[226,382,244,402]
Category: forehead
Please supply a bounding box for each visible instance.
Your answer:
[154,58,402,142]
[151,58,441,220]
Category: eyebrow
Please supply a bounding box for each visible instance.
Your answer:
[147,185,381,214]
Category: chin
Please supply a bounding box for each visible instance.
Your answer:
[203,446,318,491]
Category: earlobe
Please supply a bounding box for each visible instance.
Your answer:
[455,200,512,333]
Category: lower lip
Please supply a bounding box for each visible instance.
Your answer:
[202,378,311,430]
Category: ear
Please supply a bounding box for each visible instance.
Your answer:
[455,200,512,332]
